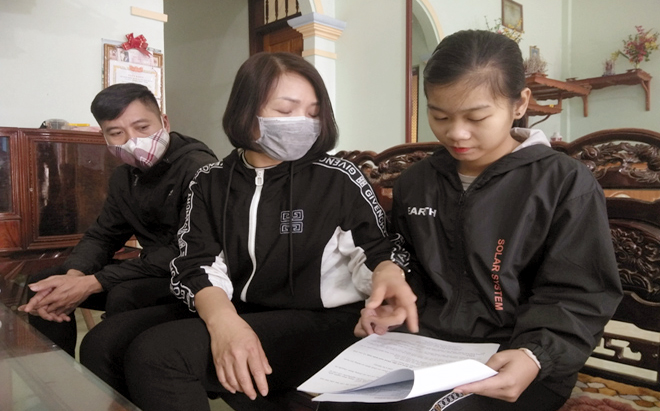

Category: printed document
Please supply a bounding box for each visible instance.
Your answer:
[298,332,499,403]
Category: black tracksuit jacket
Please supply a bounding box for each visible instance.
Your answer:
[170,149,399,311]
[392,144,622,398]
[61,132,217,290]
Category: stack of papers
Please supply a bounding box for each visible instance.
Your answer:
[298,332,499,403]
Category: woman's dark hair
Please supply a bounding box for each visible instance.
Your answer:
[424,30,526,105]
[90,83,160,124]
[223,52,338,155]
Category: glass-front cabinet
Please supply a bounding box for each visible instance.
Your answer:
[0,128,121,253]
[0,135,12,214]
[0,128,125,308]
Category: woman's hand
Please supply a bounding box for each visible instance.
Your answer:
[453,349,540,402]
[195,287,272,400]
[355,261,418,337]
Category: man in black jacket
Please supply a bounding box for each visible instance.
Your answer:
[19,83,217,356]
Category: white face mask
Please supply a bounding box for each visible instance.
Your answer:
[106,123,170,170]
[255,116,321,162]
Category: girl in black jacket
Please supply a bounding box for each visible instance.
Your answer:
[345,30,623,411]
[103,52,418,411]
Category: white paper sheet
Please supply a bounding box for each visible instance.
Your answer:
[297,332,499,403]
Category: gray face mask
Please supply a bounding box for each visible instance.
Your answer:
[255,116,321,161]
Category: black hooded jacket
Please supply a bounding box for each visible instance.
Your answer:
[62,132,217,290]
[170,149,399,311]
[392,143,622,398]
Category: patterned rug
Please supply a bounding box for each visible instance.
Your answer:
[560,373,660,410]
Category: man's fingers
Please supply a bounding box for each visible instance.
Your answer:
[28,277,59,292]
[48,311,72,322]
[20,289,53,312]
[35,306,58,322]
[36,295,66,313]
[52,305,75,318]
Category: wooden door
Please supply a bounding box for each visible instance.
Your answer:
[249,0,302,56]
[263,26,303,54]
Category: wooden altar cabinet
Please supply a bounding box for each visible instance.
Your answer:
[0,127,122,309]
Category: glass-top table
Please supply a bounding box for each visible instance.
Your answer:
[0,302,141,410]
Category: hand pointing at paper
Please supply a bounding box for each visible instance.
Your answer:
[354,263,418,337]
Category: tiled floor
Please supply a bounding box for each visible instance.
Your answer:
[73,309,234,411]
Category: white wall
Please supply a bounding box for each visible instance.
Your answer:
[3,0,657,147]
[334,0,407,152]
[563,0,660,139]
[0,0,164,128]
[426,0,564,140]
[163,0,249,159]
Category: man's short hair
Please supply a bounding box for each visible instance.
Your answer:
[91,83,160,124]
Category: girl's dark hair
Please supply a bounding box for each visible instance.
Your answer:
[90,83,160,123]
[223,52,338,155]
[424,30,526,105]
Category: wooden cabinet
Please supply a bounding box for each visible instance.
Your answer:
[0,128,122,307]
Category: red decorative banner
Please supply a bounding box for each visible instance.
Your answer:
[122,33,151,56]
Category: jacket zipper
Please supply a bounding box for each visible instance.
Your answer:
[450,189,469,320]
[240,168,265,302]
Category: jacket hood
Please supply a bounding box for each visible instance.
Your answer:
[511,127,551,149]
[163,132,217,164]
[428,128,558,191]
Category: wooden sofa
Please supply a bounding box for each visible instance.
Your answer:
[223,128,660,410]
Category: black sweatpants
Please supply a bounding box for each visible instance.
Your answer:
[317,381,568,411]
[113,301,362,411]
[80,301,196,397]
[27,265,177,356]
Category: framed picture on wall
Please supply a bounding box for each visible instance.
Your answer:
[502,0,523,32]
[530,46,540,58]
[103,44,164,108]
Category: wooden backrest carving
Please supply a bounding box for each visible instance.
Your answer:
[336,143,441,211]
[564,130,660,333]
[552,128,660,191]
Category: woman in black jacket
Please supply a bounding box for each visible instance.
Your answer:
[346,30,623,411]
[83,52,417,411]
